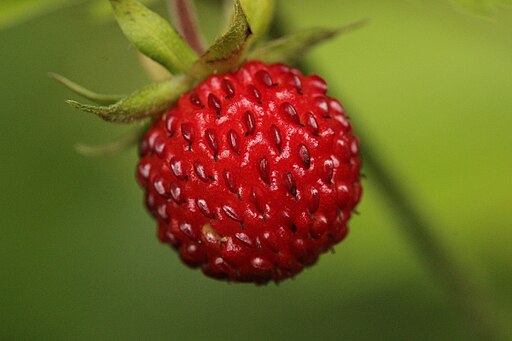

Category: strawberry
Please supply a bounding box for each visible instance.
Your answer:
[137,61,361,283]
[57,0,364,283]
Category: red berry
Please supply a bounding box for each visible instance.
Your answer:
[137,61,361,283]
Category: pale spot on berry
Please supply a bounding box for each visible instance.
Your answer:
[202,224,222,243]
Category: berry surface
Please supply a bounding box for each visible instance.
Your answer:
[137,61,361,283]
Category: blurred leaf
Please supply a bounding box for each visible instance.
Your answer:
[0,0,84,29]
[110,0,198,74]
[75,122,149,156]
[240,0,274,46]
[192,0,252,78]
[247,20,366,64]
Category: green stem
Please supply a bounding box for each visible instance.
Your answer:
[270,7,504,341]
[356,139,503,341]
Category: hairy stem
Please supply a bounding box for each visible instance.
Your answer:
[168,0,205,55]
[270,7,504,341]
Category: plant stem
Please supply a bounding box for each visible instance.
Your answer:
[168,0,205,55]
[356,139,503,341]
[269,7,504,341]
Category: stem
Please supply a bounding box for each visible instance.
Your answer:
[168,0,205,55]
[270,8,504,341]
[360,142,503,341]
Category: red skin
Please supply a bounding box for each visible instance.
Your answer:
[137,61,361,283]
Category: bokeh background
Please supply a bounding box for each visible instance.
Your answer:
[1,0,511,340]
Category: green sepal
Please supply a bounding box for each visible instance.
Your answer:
[75,122,149,156]
[67,76,190,123]
[49,73,125,105]
[240,0,274,46]
[247,20,367,64]
[192,0,252,79]
[110,0,197,74]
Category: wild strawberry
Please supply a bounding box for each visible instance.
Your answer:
[57,0,364,283]
[137,61,361,283]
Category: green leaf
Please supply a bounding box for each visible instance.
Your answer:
[192,0,252,78]
[240,0,274,45]
[0,0,84,30]
[110,0,197,74]
[247,20,367,64]
[75,122,149,156]
[67,76,191,123]
[49,73,125,105]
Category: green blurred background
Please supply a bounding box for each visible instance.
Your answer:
[1,0,511,340]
